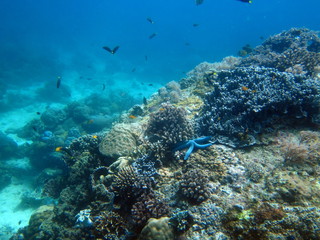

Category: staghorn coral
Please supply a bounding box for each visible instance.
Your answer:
[240,28,320,76]
[196,66,320,147]
[179,169,210,203]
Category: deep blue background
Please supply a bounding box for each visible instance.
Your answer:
[0,0,319,87]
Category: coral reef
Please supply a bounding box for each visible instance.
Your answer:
[15,28,320,240]
[139,217,174,240]
[179,169,210,203]
[145,104,194,161]
[240,28,320,76]
[196,66,320,147]
[158,81,182,103]
[99,123,142,159]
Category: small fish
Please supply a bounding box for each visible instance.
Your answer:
[192,23,199,27]
[242,86,249,91]
[149,33,157,39]
[18,220,22,225]
[129,115,137,119]
[55,147,63,152]
[56,76,61,88]
[147,17,155,24]
[32,126,37,132]
[102,46,120,54]
[36,112,41,115]
[195,0,204,5]
[145,55,148,61]
[92,135,98,139]
[131,68,136,72]
[237,0,252,3]
[143,97,147,105]
[102,83,106,91]
[185,42,190,46]
[148,83,153,86]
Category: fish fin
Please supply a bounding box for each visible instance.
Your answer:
[102,46,112,53]
[112,46,120,54]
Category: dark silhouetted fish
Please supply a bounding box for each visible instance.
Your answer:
[148,83,153,86]
[237,0,252,3]
[195,0,204,5]
[131,68,136,72]
[147,17,155,24]
[193,23,199,27]
[102,84,106,91]
[149,33,157,39]
[36,112,41,115]
[102,46,120,54]
[56,76,61,88]
[143,97,147,105]
[145,55,148,61]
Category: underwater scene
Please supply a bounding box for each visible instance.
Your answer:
[1,0,320,239]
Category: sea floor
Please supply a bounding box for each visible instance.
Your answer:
[0,183,35,240]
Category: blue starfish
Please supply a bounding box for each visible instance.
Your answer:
[173,136,214,160]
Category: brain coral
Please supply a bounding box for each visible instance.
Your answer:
[99,123,142,158]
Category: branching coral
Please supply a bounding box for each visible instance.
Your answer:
[240,28,320,76]
[196,66,320,147]
[277,131,320,166]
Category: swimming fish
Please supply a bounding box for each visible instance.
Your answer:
[237,0,252,3]
[102,46,120,54]
[192,23,200,27]
[147,17,155,24]
[131,68,136,72]
[195,0,204,5]
[149,33,157,39]
[36,112,41,115]
[102,83,106,91]
[129,115,137,119]
[145,55,148,61]
[143,97,147,105]
[56,76,61,88]
[55,147,63,152]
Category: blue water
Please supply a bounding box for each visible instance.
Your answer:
[1,0,319,87]
[0,0,319,238]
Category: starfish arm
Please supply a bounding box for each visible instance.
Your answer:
[194,142,214,149]
[184,143,195,160]
[194,136,212,143]
[173,141,190,151]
